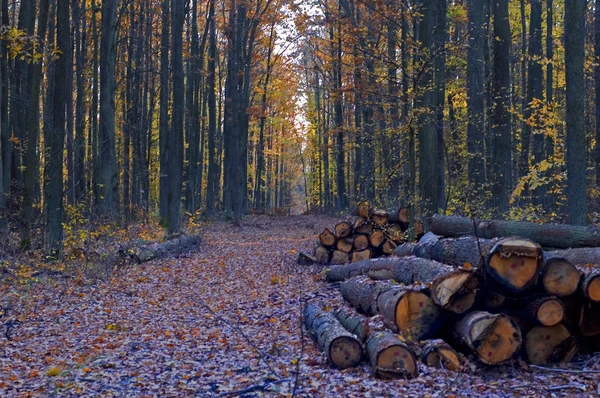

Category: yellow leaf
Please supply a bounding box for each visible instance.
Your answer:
[291,359,298,365]
[46,367,61,377]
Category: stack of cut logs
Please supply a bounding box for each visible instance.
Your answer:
[314,201,423,265]
[304,214,600,378]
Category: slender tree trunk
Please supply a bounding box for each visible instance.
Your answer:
[98,0,119,216]
[467,0,485,189]
[46,0,69,254]
[435,0,447,210]
[206,0,217,216]
[492,0,512,214]
[565,0,587,225]
[74,0,86,204]
[168,0,185,233]
[595,0,600,186]
[0,0,8,229]
[519,0,529,181]
[159,0,170,222]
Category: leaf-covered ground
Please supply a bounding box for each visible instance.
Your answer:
[1,215,599,397]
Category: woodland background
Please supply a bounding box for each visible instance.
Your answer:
[0,0,597,255]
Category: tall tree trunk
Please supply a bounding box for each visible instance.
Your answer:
[387,0,400,202]
[206,0,217,216]
[0,0,8,229]
[417,0,439,220]
[435,0,447,210]
[332,16,346,210]
[90,0,100,209]
[159,0,170,222]
[595,0,600,186]
[527,0,544,205]
[74,0,86,204]
[565,0,588,225]
[492,0,512,214]
[519,0,529,181]
[46,0,69,254]
[467,0,485,189]
[169,0,185,233]
[98,0,119,216]
[21,0,50,248]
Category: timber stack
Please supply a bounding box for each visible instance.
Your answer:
[303,213,600,378]
[312,200,423,265]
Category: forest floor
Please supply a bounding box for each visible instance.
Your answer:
[1,215,599,397]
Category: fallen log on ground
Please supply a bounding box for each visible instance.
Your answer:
[420,339,463,371]
[121,235,202,264]
[327,257,479,315]
[547,247,600,266]
[303,303,363,369]
[340,276,441,341]
[580,268,600,302]
[454,311,522,365]
[429,214,600,249]
[333,309,417,378]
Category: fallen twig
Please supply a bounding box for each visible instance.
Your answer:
[531,364,600,374]
[202,304,279,378]
[215,378,295,398]
[546,384,586,392]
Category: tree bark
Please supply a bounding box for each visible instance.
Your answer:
[565,0,587,225]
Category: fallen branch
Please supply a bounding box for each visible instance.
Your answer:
[216,378,294,397]
[530,364,600,374]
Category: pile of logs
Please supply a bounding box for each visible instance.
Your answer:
[303,214,600,378]
[312,201,423,265]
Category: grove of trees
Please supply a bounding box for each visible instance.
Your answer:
[0,0,598,254]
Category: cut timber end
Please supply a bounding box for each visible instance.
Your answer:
[331,250,351,265]
[378,288,441,341]
[528,297,565,327]
[541,257,580,297]
[369,230,386,248]
[366,331,417,379]
[421,340,462,371]
[353,234,370,251]
[371,209,389,227]
[319,228,336,247]
[303,303,363,369]
[487,238,542,292]
[525,324,577,365]
[315,245,330,264]
[336,238,354,253]
[358,200,371,219]
[356,221,374,235]
[456,311,522,365]
[334,221,353,239]
[385,223,405,243]
[329,336,363,369]
[431,270,479,314]
[352,248,372,263]
[382,240,398,255]
[581,269,600,302]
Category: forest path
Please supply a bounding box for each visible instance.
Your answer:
[1,215,598,396]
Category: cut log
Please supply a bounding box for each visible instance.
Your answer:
[319,228,336,247]
[580,268,600,302]
[382,240,397,255]
[539,257,581,297]
[357,200,371,219]
[353,234,370,251]
[482,291,507,310]
[420,339,463,371]
[525,297,565,326]
[352,248,372,263]
[340,276,441,340]
[336,238,354,253]
[376,286,441,340]
[334,221,353,239]
[315,245,330,264]
[370,209,389,227]
[430,269,480,314]
[353,216,367,230]
[333,309,417,378]
[369,230,386,248]
[395,233,496,268]
[367,330,418,379]
[296,251,316,266]
[355,221,374,235]
[524,324,578,365]
[486,238,543,293]
[331,250,350,265]
[385,223,405,243]
[547,247,600,266]
[430,214,600,249]
[326,256,453,284]
[455,311,522,365]
[303,303,363,369]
